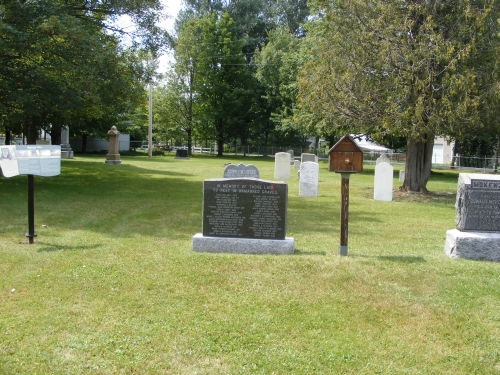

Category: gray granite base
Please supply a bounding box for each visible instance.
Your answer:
[61,151,74,159]
[192,233,294,254]
[444,229,500,261]
[104,160,122,165]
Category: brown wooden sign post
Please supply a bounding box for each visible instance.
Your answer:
[328,135,363,256]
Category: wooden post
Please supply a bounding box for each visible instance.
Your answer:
[339,173,350,256]
[26,174,37,244]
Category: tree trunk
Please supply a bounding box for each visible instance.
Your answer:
[50,123,62,146]
[493,136,499,173]
[403,134,434,193]
[187,128,192,156]
[217,138,224,157]
[263,129,269,157]
[26,117,38,145]
[5,129,11,145]
[82,134,88,153]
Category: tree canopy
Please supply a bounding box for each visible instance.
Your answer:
[0,0,168,144]
[298,0,500,192]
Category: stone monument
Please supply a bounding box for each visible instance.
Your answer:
[274,152,291,180]
[104,126,121,165]
[60,125,74,159]
[223,163,259,179]
[444,173,500,261]
[374,156,393,201]
[299,162,319,197]
[175,149,189,159]
[192,178,294,254]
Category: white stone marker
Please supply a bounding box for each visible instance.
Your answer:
[399,170,405,182]
[299,161,319,197]
[274,152,291,180]
[374,160,393,201]
[294,160,300,170]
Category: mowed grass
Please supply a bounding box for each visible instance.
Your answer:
[1,154,499,374]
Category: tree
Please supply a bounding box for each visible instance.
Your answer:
[299,0,500,192]
[186,12,254,156]
[0,0,167,144]
[254,27,304,153]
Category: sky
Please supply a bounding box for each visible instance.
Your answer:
[158,0,183,72]
[117,0,183,73]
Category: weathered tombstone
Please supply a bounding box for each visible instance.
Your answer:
[374,158,393,201]
[192,178,294,254]
[223,163,259,179]
[175,149,189,159]
[299,162,319,197]
[104,126,121,165]
[399,170,405,182]
[376,154,390,165]
[60,125,74,159]
[301,153,318,163]
[287,149,294,165]
[274,152,291,180]
[294,160,300,170]
[444,173,500,261]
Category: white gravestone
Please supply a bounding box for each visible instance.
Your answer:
[299,162,319,197]
[294,160,300,170]
[399,170,405,182]
[274,152,291,180]
[374,161,393,201]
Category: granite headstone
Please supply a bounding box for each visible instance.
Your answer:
[223,163,259,179]
[455,173,500,232]
[193,178,294,254]
[445,173,500,261]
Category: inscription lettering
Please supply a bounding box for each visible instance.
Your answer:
[203,179,287,239]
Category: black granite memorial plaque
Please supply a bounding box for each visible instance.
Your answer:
[203,178,287,239]
[175,149,188,158]
[456,173,500,232]
[223,163,259,179]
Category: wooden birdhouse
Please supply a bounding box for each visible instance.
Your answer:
[328,135,363,173]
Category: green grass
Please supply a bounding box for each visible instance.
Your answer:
[1,154,499,374]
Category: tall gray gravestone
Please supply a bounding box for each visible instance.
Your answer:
[299,162,319,197]
[192,178,294,254]
[104,126,121,165]
[60,125,74,159]
[444,173,500,261]
[274,152,291,180]
[374,157,393,201]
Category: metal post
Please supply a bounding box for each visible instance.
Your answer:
[26,174,37,244]
[339,173,350,256]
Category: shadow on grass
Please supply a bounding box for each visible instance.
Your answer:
[293,249,327,256]
[36,242,104,252]
[354,254,427,263]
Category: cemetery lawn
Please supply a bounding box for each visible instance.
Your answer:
[1,154,499,375]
